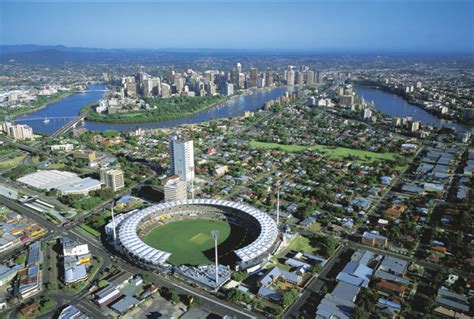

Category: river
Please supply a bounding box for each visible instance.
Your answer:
[15,84,295,133]
[354,85,472,133]
[14,83,107,134]
[16,82,471,134]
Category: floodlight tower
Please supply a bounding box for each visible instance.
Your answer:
[111,202,117,242]
[211,230,220,285]
[276,187,280,226]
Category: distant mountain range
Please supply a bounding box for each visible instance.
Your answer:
[0,44,470,65]
[0,44,303,65]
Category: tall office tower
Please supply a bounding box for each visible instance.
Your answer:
[125,82,137,97]
[142,78,154,96]
[174,76,185,93]
[168,135,177,174]
[236,62,242,74]
[224,83,234,96]
[316,70,322,83]
[287,67,295,86]
[100,169,125,191]
[136,72,148,87]
[265,71,274,87]
[205,82,217,96]
[250,68,258,87]
[161,83,171,97]
[306,70,315,84]
[163,176,187,201]
[238,73,246,89]
[152,77,161,96]
[169,138,195,181]
[296,71,304,86]
[203,71,211,82]
[168,70,175,83]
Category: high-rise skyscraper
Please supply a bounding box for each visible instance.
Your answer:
[142,78,154,96]
[306,70,315,85]
[265,70,273,87]
[238,73,245,89]
[169,137,195,181]
[287,67,295,86]
[236,62,242,74]
[296,71,304,86]
[316,70,322,83]
[250,68,258,87]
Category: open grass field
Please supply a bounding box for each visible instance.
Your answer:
[0,154,27,170]
[143,219,231,265]
[287,235,319,255]
[250,140,398,163]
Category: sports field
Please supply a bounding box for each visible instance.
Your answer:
[143,219,231,265]
[250,140,398,163]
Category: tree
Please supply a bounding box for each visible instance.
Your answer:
[282,289,299,307]
[232,271,248,282]
[320,235,338,257]
[168,289,179,303]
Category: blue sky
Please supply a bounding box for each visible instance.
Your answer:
[0,1,473,53]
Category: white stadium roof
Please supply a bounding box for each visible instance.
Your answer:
[117,199,278,266]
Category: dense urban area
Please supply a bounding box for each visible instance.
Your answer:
[0,47,473,319]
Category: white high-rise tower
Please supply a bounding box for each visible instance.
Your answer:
[170,138,195,181]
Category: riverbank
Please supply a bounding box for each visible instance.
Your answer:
[84,94,235,124]
[1,89,80,121]
[352,79,472,126]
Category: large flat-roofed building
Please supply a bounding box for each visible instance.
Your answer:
[17,170,82,191]
[100,169,125,192]
[163,176,187,201]
[17,170,102,195]
[56,177,102,195]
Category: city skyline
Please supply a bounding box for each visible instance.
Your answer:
[1,1,473,53]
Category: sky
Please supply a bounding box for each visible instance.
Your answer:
[0,1,473,53]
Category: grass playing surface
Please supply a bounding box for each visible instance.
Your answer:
[143,219,231,265]
[250,140,398,163]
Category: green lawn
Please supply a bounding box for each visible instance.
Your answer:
[143,219,231,265]
[287,235,319,255]
[78,223,101,238]
[0,154,27,170]
[250,140,397,163]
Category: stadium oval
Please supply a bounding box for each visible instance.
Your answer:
[116,198,279,270]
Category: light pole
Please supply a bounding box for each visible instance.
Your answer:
[111,201,117,242]
[276,187,280,226]
[211,230,220,285]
